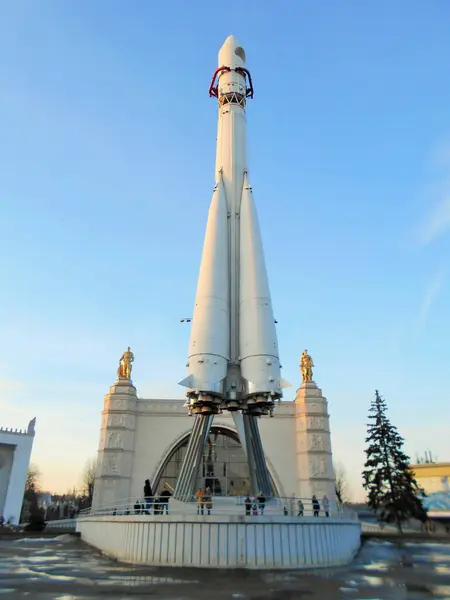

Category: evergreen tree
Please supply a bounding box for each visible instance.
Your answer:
[362,390,427,531]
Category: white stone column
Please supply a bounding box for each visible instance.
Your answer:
[92,379,137,511]
[295,381,336,513]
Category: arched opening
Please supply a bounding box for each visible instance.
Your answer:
[153,426,278,497]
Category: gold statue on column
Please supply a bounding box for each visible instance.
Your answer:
[117,346,134,380]
[300,349,314,382]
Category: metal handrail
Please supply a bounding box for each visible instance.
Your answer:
[78,496,356,520]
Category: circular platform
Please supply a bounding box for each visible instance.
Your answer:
[77,513,361,569]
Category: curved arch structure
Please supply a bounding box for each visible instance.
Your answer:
[152,424,279,497]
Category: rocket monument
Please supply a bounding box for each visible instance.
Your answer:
[174,35,289,501]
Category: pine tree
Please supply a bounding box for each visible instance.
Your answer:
[362,390,427,531]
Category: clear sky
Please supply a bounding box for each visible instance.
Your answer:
[1,1,449,500]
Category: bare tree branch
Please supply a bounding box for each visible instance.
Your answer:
[80,457,97,502]
[25,463,41,499]
[334,461,349,504]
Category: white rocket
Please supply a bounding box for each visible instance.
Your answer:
[180,35,289,416]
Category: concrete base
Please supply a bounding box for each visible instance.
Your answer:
[77,514,361,569]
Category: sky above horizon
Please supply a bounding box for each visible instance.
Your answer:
[1,1,450,501]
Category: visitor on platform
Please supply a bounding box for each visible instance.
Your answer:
[252,498,259,516]
[158,488,171,515]
[153,497,160,515]
[322,495,330,517]
[257,491,266,515]
[312,495,320,517]
[196,488,205,515]
[204,487,213,515]
[143,479,153,514]
[297,499,304,516]
[244,495,252,516]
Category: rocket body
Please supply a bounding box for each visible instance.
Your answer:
[180,36,286,415]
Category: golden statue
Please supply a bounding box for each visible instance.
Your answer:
[300,349,314,382]
[117,346,134,380]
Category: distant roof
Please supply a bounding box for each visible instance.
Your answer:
[410,462,450,468]
[421,491,450,511]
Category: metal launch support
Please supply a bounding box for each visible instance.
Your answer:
[173,414,214,501]
[243,414,273,498]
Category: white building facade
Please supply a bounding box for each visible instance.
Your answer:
[92,374,337,513]
[0,419,36,524]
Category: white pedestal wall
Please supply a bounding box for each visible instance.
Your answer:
[295,381,336,511]
[92,394,303,510]
[92,379,338,510]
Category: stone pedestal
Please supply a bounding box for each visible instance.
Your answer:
[92,379,137,511]
[295,381,336,512]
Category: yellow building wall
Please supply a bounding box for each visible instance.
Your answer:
[410,463,450,494]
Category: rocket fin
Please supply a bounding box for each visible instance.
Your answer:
[239,173,282,397]
[182,177,229,394]
[178,375,194,388]
[280,378,292,389]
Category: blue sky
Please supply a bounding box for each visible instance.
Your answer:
[1,1,449,499]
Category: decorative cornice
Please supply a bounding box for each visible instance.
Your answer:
[0,426,33,437]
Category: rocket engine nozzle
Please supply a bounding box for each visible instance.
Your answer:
[243,392,277,416]
[186,392,222,416]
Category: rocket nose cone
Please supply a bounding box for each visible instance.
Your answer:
[219,34,246,67]
[223,34,241,48]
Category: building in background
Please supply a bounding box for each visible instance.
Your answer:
[410,460,450,521]
[0,418,36,524]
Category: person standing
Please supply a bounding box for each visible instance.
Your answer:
[297,499,304,516]
[196,488,205,515]
[322,495,330,517]
[244,495,252,516]
[159,488,171,515]
[251,498,259,516]
[204,487,213,515]
[143,479,153,514]
[257,491,266,515]
[312,495,320,517]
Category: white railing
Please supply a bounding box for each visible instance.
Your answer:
[78,495,356,520]
[45,518,77,529]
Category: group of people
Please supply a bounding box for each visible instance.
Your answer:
[132,479,172,515]
[242,493,330,517]
[131,481,330,518]
[297,495,330,517]
[244,491,266,516]
[195,487,213,515]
